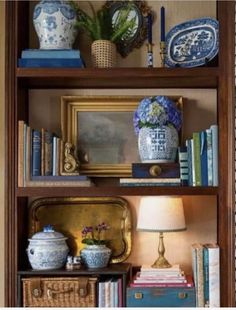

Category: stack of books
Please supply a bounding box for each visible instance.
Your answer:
[18,120,92,187]
[98,278,123,307]
[180,124,218,186]
[130,265,194,288]
[191,243,220,307]
[18,49,85,68]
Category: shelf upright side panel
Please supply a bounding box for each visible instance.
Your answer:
[5,1,29,307]
[217,1,235,307]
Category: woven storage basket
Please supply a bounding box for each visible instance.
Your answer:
[22,277,97,307]
[91,40,116,68]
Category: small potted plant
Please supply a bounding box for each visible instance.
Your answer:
[80,222,111,269]
[134,96,182,163]
[71,2,137,67]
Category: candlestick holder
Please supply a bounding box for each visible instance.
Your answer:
[160,41,166,67]
[147,43,154,68]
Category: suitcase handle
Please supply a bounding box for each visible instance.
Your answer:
[47,287,74,298]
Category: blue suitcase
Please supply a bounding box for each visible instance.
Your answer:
[127,287,196,307]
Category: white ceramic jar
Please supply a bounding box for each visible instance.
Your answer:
[27,225,69,270]
[33,0,78,49]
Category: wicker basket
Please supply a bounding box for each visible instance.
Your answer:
[22,277,97,307]
[91,40,117,68]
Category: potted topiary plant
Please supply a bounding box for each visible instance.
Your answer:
[71,2,137,67]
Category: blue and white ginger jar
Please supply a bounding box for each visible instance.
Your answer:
[33,0,77,49]
[138,126,179,163]
[27,225,69,270]
[80,245,111,269]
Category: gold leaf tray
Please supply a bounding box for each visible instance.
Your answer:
[29,197,132,263]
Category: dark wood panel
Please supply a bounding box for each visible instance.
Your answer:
[16,186,218,197]
[217,1,235,307]
[16,67,219,89]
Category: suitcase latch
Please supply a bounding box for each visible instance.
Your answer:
[178,292,187,299]
[134,292,143,299]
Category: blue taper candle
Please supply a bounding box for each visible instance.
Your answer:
[160,6,165,42]
[147,13,152,44]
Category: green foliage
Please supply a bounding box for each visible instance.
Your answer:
[71,1,136,44]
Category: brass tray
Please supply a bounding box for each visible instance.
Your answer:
[29,197,132,263]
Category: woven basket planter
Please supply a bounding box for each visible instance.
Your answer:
[91,40,117,68]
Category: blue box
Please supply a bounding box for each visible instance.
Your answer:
[127,287,196,307]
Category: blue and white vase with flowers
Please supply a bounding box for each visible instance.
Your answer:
[134,96,182,163]
[33,0,78,49]
[80,223,111,269]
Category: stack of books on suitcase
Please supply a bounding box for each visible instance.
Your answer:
[130,265,194,288]
[18,49,85,68]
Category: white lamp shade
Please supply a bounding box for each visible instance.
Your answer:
[137,196,186,232]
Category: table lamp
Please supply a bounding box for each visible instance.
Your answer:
[137,196,186,268]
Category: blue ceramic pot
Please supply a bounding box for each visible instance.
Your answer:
[33,0,77,49]
[138,126,179,163]
[80,245,112,269]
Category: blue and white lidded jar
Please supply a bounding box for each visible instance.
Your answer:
[33,0,77,49]
[27,225,69,270]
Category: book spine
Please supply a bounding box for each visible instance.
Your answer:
[56,137,60,176]
[120,183,181,187]
[18,58,84,68]
[113,280,119,307]
[23,124,27,186]
[98,282,105,307]
[203,247,209,306]
[32,130,41,176]
[193,132,202,186]
[22,49,81,59]
[191,247,198,306]
[178,146,188,185]
[44,131,53,176]
[105,279,111,307]
[52,136,57,176]
[18,121,25,187]
[25,180,93,187]
[200,131,208,186]
[25,126,32,183]
[118,278,122,307]
[208,246,220,307]
[191,139,196,186]
[211,125,218,186]
[195,246,204,307]
[206,128,213,186]
[186,139,193,186]
[41,128,45,176]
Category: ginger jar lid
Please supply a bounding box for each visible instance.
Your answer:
[29,225,67,241]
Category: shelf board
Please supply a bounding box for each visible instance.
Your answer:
[18,263,131,276]
[17,186,218,197]
[16,67,219,89]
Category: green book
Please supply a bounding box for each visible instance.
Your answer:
[193,132,202,186]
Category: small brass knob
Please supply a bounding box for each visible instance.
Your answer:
[149,165,162,177]
[178,292,187,299]
[134,292,143,299]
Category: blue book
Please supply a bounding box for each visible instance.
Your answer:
[200,131,208,186]
[206,128,213,186]
[21,49,81,59]
[18,58,85,68]
[203,246,209,306]
[211,125,218,186]
[32,130,41,176]
[186,139,193,186]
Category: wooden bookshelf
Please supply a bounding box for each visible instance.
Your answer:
[5,0,235,307]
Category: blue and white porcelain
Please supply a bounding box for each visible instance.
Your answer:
[27,225,69,270]
[33,0,77,49]
[165,17,219,68]
[138,126,179,163]
[80,245,111,269]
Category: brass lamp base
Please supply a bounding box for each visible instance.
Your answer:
[152,232,172,268]
[152,256,171,268]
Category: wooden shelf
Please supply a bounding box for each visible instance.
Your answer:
[18,263,131,276]
[16,67,219,89]
[17,186,218,197]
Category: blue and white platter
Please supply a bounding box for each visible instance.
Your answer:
[165,17,219,68]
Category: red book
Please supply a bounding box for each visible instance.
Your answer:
[129,275,194,288]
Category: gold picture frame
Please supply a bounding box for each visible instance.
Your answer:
[29,197,132,264]
[61,95,183,177]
